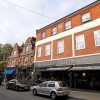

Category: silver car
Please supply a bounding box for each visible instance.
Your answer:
[32,81,70,100]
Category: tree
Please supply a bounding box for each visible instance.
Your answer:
[0,43,13,73]
[0,44,13,61]
[0,61,7,74]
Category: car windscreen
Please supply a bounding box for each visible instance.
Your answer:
[58,82,67,87]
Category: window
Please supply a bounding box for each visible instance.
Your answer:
[82,12,90,23]
[26,45,29,52]
[38,47,42,57]
[76,35,85,50]
[40,82,47,87]
[13,50,16,56]
[24,57,29,65]
[65,21,71,30]
[52,27,57,35]
[94,30,100,46]
[42,32,46,39]
[48,82,55,87]
[57,40,64,53]
[45,44,51,56]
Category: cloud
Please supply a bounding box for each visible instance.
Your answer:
[0,0,97,45]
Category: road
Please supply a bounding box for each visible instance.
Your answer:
[0,85,85,100]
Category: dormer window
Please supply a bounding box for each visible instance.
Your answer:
[82,12,91,23]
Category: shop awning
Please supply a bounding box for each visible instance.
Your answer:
[69,66,100,71]
[3,67,16,75]
[46,67,70,71]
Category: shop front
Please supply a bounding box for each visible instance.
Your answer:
[69,66,100,91]
[3,67,16,81]
[35,54,100,91]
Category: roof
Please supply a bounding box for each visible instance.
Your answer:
[37,0,99,34]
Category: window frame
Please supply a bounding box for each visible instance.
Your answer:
[45,44,51,56]
[41,32,46,39]
[94,30,100,46]
[82,12,91,23]
[57,40,64,54]
[52,27,57,36]
[76,34,85,50]
[38,47,42,57]
[65,20,71,31]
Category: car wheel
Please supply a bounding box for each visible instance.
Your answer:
[6,84,9,89]
[15,86,19,91]
[50,92,57,100]
[32,89,37,96]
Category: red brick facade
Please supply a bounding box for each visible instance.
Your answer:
[7,37,36,68]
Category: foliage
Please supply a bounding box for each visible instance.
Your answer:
[0,43,13,73]
[0,61,7,74]
[0,43,13,61]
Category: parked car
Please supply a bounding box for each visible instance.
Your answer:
[6,79,30,91]
[32,81,70,100]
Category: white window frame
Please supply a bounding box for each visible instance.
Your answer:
[65,21,71,30]
[13,50,16,56]
[57,40,64,54]
[76,35,85,50]
[38,47,42,57]
[52,27,57,35]
[45,44,51,56]
[94,30,100,46]
[82,12,91,23]
[26,45,29,52]
[42,32,46,39]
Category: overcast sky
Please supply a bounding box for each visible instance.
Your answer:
[0,0,97,45]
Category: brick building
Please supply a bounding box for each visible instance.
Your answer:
[5,37,36,81]
[34,1,100,90]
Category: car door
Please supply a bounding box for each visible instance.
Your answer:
[46,82,55,95]
[37,82,48,95]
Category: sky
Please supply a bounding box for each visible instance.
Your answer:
[0,0,97,45]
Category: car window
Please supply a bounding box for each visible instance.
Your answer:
[48,83,55,87]
[9,80,16,84]
[58,82,67,87]
[40,82,47,87]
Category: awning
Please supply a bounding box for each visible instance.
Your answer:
[46,67,70,71]
[3,67,16,75]
[69,66,100,71]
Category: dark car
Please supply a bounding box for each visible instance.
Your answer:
[6,79,30,91]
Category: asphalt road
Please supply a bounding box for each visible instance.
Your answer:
[0,85,85,100]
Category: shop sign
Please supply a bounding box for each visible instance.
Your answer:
[35,58,76,67]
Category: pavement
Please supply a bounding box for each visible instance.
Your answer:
[69,90,100,100]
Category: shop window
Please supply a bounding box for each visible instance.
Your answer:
[65,21,71,31]
[52,27,57,35]
[94,30,100,46]
[82,12,91,23]
[76,35,85,50]
[57,40,64,53]
[45,44,51,56]
[38,47,42,57]
[42,32,46,39]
